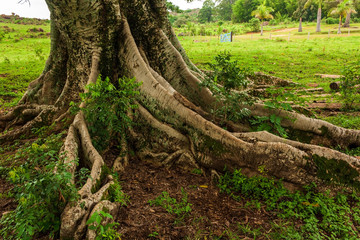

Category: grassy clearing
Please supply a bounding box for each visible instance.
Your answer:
[180,24,360,86]
[0,22,50,109]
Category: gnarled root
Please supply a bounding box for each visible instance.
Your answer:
[119,16,360,187]
[60,112,118,239]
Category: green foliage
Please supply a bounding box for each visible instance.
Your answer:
[77,167,91,187]
[325,17,338,24]
[148,231,159,238]
[201,51,254,122]
[249,114,288,137]
[198,0,215,23]
[218,169,360,239]
[149,188,192,224]
[339,61,360,110]
[245,18,261,32]
[107,179,130,206]
[0,133,78,240]
[323,114,360,130]
[76,76,141,151]
[86,210,122,240]
[232,0,262,23]
[34,46,45,61]
[191,168,203,175]
[251,1,275,21]
[215,0,233,21]
[0,30,5,42]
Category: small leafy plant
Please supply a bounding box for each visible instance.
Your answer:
[339,61,360,110]
[201,51,254,122]
[249,114,288,138]
[149,188,192,224]
[86,210,121,240]
[249,86,300,138]
[72,76,141,151]
[107,179,130,206]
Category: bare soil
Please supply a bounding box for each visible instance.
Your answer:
[116,159,276,239]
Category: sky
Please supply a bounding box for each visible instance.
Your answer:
[0,0,204,20]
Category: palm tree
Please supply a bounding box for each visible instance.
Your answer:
[251,1,274,36]
[304,0,323,32]
[330,0,357,34]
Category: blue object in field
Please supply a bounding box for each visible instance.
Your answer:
[220,32,232,42]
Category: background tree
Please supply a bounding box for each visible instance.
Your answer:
[232,0,261,22]
[166,1,183,13]
[198,0,215,23]
[305,0,324,32]
[215,0,235,21]
[330,0,357,33]
[293,0,308,32]
[251,1,274,35]
[2,0,360,239]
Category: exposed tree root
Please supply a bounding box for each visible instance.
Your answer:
[60,112,117,239]
[2,1,360,239]
[233,131,360,171]
[249,103,360,148]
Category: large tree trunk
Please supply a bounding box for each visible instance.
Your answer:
[1,0,360,239]
[316,7,322,32]
[338,16,342,34]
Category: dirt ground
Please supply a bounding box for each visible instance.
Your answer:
[0,157,278,239]
[116,159,275,239]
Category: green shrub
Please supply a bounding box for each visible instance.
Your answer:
[200,51,254,122]
[198,26,206,36]
[339,61,360,110]
[0,133,78,240]
[0,30,5,41]
[173,17,187,28]
[269,19,278,26]
[75,76,141,151]
[86,210,121,240]
[245,18,260,32]
[325,17,338,24]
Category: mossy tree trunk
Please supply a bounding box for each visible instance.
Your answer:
[1,0,360,239]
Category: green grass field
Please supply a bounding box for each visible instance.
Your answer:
[0,22,50,107]
[180,24,360,87]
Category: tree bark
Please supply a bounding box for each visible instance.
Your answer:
[298,17,303,32]
[316,7,322,32]
[338,16,342,34]
[1,0,360,239]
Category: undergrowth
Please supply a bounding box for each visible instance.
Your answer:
[0,132,78,240]
[218,169,360,239]
[200,51,254,122]
[149,188,192,224]
[71,76,141,151]
[86,210,122,240]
